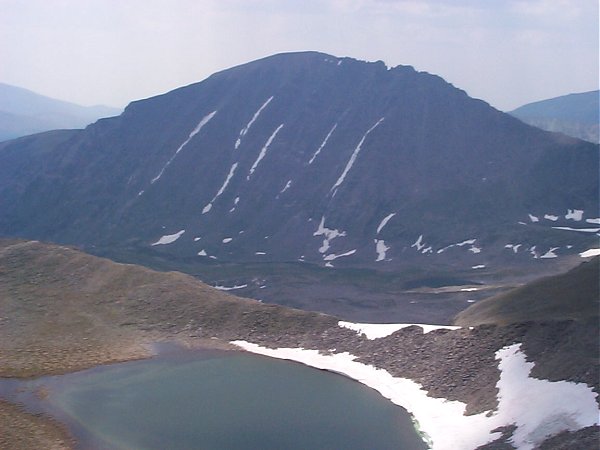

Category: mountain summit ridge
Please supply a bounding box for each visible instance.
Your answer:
[0,51,597,272]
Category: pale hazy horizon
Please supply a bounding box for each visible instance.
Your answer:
[1,0,598,111]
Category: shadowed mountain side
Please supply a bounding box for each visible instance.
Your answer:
[454,257,599,327]
[0,52,597,275]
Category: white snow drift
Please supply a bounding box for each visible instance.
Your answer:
[151,230,185,245]
[232,340,599,450]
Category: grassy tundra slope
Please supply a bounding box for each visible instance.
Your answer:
[454,257,599,327]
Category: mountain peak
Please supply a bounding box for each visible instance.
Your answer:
[0,52,597,281]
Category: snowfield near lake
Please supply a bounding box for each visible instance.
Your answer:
[232,341,599,450]
[580,248,600,257]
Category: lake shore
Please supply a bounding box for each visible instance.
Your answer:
[0,336,240,450]
[0,399,74,450]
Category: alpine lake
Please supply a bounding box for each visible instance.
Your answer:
[1,345,427,449]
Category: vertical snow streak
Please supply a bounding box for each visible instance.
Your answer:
[376,213,396,234]
[308,123,338,164]
[330,118,384,196]
[151,111,217,184]
[235,96,274,150]
[279,179,292,194]
[247,124,284,180]
[202,162,239,214]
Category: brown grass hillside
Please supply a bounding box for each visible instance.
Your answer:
[0,239,336,378]
[454,257,599,327]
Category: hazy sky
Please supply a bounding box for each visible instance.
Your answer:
[1,0,597,111]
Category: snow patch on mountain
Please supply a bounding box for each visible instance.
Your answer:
[150,111,216,185]
[437,239,476,254]
[323,249,356,261]
[330,117,384,196]
[412,235,426,251]
[279,179,292,194]
[229,196,240,213]
[151,230,185,246]
[544,214,559,222]
[376,213,396,234]
[213,283,248,291]
[586,218,600,224]
[528,214,539,223]
[552,226,600,233]
[308,123,337,164]
[313,216,346,254]
[505,244,522,253]
[565,209,584,221]
[374,239,389,261]
[580,248,600,257]
[410,235,441,254]
[235,96,273,150]
[540,247,559,259]
[247,124,284,180]
[202,162,238,214]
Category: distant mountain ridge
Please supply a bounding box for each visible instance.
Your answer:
[509,90,599,143]
[0,82,121,141]
[0,52,597,274]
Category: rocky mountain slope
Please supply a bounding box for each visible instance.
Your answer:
[0,82,120,142]
[509,90,599,144]
[0,52,597,277]
[0,240,597,449]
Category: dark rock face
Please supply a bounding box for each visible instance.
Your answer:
[0,52,598,271]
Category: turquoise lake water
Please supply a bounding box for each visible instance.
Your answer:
[7,349,427,449]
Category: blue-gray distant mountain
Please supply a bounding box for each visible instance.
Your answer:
[509,90,599,143]
[0,52,597,274]
[0,83,121,141]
